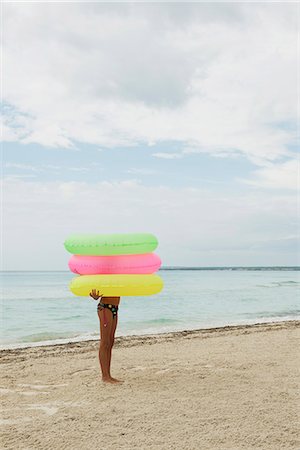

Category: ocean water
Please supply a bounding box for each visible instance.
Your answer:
[1,268,299,349]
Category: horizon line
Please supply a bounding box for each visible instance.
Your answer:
[1,265,299,273]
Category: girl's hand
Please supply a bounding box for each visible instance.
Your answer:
[89,289,103,301]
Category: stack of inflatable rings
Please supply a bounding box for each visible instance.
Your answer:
[64,233,163,296]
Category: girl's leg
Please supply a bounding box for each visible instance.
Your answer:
[108,314,122,382]
[98,307,114,381]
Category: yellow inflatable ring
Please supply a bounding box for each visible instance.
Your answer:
[70,274,163,297]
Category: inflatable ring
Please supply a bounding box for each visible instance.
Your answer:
[70,274,164,297]
[64,233,158,256]
[69,253,161,275]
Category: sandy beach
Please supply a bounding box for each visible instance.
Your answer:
[1,321,299,450]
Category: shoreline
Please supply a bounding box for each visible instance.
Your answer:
[1,316,299,352]
[1,319,299,361]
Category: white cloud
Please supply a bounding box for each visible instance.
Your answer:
[2,177,298,269]
[68,167,89,172]
[152,152,183,159]
[127,168,157,175]
[2,3,297,165]
[4,162,101,174]
[240,159,299,190]
[4,162,39,171]
[2,4,298,269]
[3,174,37,180]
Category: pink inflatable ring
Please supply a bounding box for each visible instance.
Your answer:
[68,253,161,275]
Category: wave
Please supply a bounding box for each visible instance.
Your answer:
[21,331,81,343]
[140,318,180,325]
[242,309,300,319]
[124,318,180,327]
[0,332,100,350]
[256,280,300,288]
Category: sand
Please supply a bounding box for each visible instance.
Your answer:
[1,321,299,450]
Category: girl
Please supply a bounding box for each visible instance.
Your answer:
[89,289,122,383]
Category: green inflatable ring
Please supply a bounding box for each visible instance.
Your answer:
[64,233,158,256]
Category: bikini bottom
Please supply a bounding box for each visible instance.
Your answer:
[97,301,118,327]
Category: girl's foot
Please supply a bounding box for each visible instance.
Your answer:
[102,376,123,384]
[110,377,123,383]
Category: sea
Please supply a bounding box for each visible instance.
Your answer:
[1,268,299,349]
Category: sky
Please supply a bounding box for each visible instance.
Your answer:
[2,2,299,270]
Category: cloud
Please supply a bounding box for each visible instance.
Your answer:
[2,3,297,165]
[250,236,299,252]
[4,161,101,175]
[4,162,40,172]
[2,3,298,270]
[68,167,89,172]
[240,159,299,190]
[152,152,183,160]
[126,168,157,175]
[2,177,298,269]
[4,174,37,180]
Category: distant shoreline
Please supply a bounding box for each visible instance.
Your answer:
[1,266,300,272]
